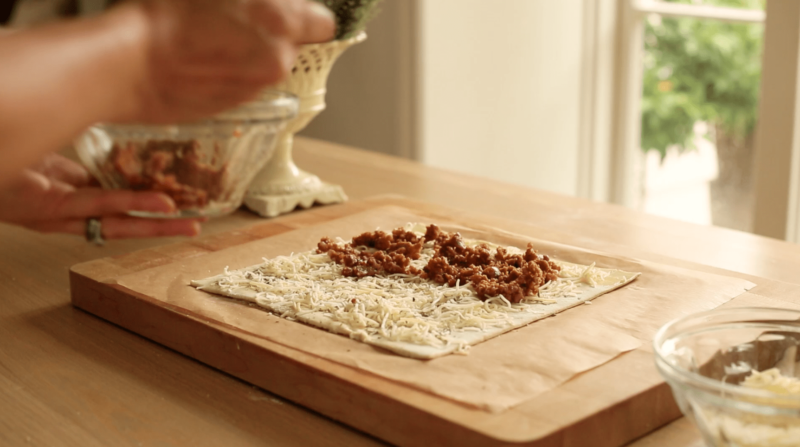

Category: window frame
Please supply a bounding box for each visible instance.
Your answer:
[595,0,800,241]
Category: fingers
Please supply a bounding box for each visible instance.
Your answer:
[248,0,335,44]
[5,176,207,239]
[246,0,300,38]
[300,1,337,43]
[122,0,335,124]
[250,36,297,86]
[32,153,91,187]
[53,188,177,219]
[0,169,181,225]
[169,36,297,91]
[29,216,203,239]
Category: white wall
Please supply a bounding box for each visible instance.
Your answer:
[419,0,584,197]
[303,0,585,198]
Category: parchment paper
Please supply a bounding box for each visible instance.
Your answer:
[114,207,756,412]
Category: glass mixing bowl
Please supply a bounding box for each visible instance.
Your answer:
[74,91,298,218]
[654,307,800,447]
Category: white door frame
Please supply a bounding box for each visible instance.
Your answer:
[752,0,800,242]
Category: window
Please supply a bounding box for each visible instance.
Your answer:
[604,0,800,242]
[639,2,764,232]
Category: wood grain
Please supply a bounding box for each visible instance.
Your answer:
[68,198,682,447]
[3,137,800,446]
[0,225,386,447]
[69,196,798,447]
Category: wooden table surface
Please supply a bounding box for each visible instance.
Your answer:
[3,136,799,447]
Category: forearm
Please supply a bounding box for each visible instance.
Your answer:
[0,4,147,185]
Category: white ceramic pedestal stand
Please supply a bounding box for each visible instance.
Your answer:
[244,32,366,218]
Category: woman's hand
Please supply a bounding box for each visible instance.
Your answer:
[117,0,336,124]
[0,153,203,239]
[0,0,335,239]
[0,0,335,186]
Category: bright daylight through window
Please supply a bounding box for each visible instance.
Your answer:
[638,0,765,233]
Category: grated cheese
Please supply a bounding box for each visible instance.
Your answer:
[699,368,800,446]
[742,368,800,395]
[193,224,639,356]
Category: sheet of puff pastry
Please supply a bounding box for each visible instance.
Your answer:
[192,224,641,359]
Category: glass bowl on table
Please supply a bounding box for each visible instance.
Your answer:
[654,307,800,447]
[74,91,298,218]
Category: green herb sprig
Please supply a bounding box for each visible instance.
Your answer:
[314,0,383,40]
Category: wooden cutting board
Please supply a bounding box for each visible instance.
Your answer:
[69,196,777,447]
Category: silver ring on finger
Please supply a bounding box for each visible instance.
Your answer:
[85,217,105,246]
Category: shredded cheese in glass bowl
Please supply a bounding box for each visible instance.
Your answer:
[654,308,800,447]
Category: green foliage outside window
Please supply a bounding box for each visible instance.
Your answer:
[641,0,765,158]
